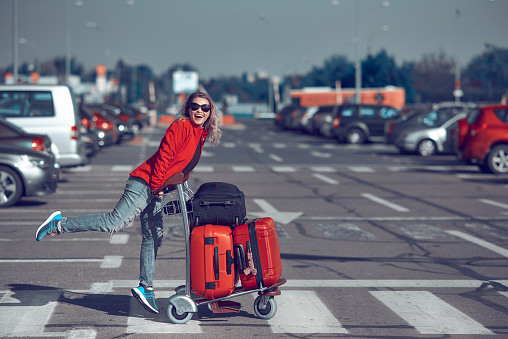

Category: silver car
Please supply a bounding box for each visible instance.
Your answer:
[0,145,59,207]
[394,113,467,156]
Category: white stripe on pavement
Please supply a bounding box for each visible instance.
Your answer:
[269,154,283,162]
[232,166,255,172]
[271,166,295,173]
[370,291,494,335]
[446,230,508,258]
[111,165,133,172]
[361,193,409,212]
[193,166,214,172]
[478,198,508,210]
[0,256,123,268]
[349,166,375,173]
[312,173,339,185]
[267,290,348,334]
[311,166,336,173]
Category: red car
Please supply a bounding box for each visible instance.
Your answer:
[456,104,508,174]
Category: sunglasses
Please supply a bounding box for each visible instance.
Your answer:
[190,102,211,112]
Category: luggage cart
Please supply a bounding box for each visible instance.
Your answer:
[158,173,286,324]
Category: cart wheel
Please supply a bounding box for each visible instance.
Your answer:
[235,216,240,226]
[194,216,200,227]
[253,296,277,319]
[167,302,193,324]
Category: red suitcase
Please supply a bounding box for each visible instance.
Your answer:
[233,217,282,290]
[190,224,236,300]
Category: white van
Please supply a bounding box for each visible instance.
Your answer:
[0,85,88,167]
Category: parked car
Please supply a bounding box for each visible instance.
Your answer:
[275,104,299,129]
[79,105,116,147]
[99,103,143,136]
[0,145,59,207]
[394,112,469,156]
[298,106,319,133]
[309,105,335,137]
[331,104,400,144]
[0,85,88,167]
[385,102,478,144]
[0,117,54,155]
[456,104,508,174]
[81,104,120,145]
[84,104,134,141]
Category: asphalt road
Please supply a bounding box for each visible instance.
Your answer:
[1,118,508,338]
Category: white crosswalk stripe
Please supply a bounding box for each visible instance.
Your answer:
[266,290,348,334]
[1,283,505,336]
[371,291,494,335]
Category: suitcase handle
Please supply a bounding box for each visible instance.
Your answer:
[199,200,235,209]
[214,247,220,280]
[234,244,246,270]
[226,250,233,275]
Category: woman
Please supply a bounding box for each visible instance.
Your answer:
[35,92,221,314]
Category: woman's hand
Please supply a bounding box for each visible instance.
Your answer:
[152,190,163,199]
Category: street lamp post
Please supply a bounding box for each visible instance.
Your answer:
[453,8,463,103]
[332,0,390,104]
[12,0,18,83]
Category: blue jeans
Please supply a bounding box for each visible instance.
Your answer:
[61,176,163,287]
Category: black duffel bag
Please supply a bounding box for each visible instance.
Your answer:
[190,182,247,228]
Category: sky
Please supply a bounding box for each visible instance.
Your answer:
[0,0,507,81]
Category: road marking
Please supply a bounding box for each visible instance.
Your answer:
[349,166,375,173]
[312,173,339,185]
[267,291,348,334]
[361,193,410,212]
[314,223,375,240]
[273,143,286,148]
[193,166,214,172]
[0,290,62,338]
[0,255,123,268]
[310,166,336,173]
[111,165,133,172]
[66,165,92,172]
[222,142,235,148]
[109,234,129,244]
[479,198,508,210]
[271,166,295,173]
[269,154,283,162]
[371,291,494,335]
[310,150,332,158]
[446,230,508,258]
[232,166,255,172]
[297,144,310,149]
[390,223,454,240]
[201,150,214,157]
[282,279,508,288]
[148,141,160,147]
[250,199,302,224]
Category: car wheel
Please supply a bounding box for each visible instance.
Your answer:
[486,145,508,174]
[417,139,437,156]
[0,165,23,207]
[345,128,365,144]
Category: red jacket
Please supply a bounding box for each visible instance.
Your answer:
[130,119,209,191]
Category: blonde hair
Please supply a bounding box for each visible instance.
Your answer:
[174,92,221,147]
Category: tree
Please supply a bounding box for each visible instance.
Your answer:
[362,49,401,88]
[410,51,455,103]
[462,44,508,102]
[301,54,355,88]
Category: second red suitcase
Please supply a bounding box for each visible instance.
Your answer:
[233,217,282,290]
[190,224,236,300]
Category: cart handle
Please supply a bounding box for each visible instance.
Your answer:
[154,172,187,194]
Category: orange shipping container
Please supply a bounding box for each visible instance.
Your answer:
[290,86,405,109]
